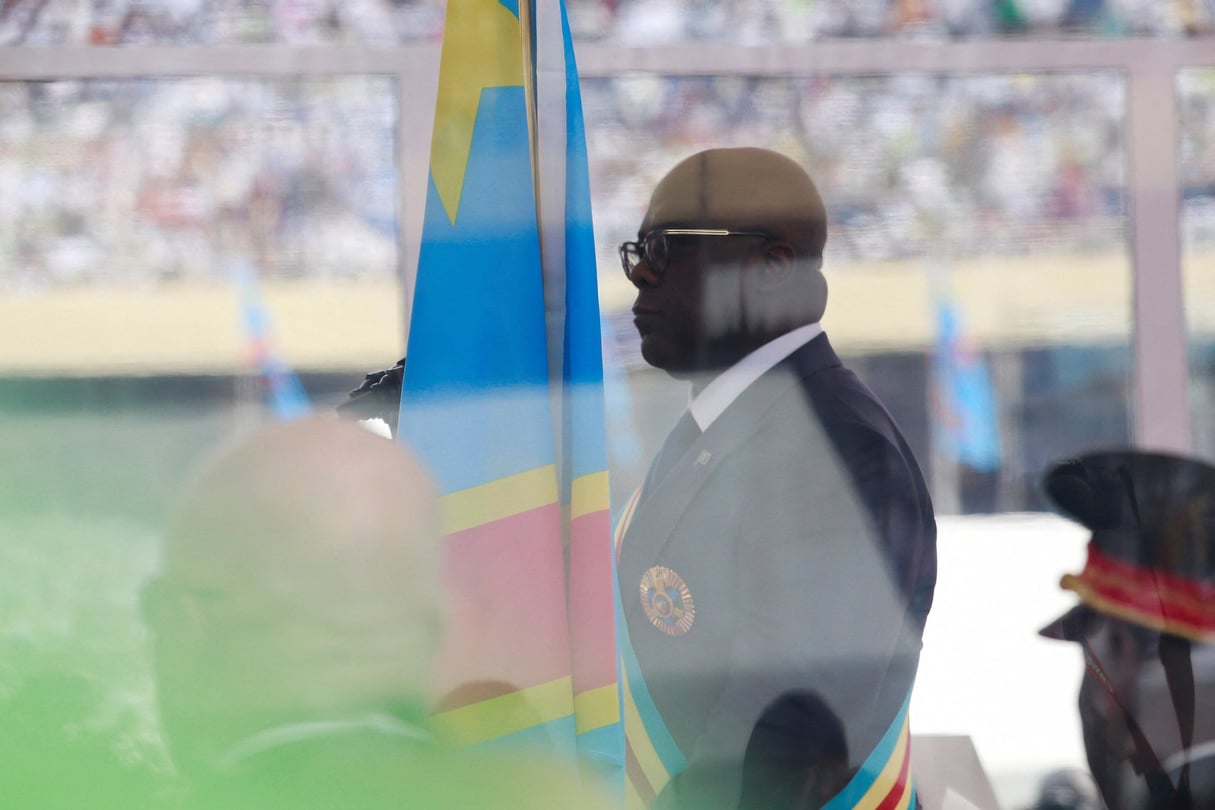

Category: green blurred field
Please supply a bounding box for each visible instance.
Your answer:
[0,404,245,776]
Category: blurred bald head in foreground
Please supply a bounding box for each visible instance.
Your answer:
[144,419,442,779]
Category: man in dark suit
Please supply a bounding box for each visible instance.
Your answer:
[616,147,937,810]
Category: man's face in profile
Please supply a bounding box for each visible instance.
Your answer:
[630,224,755,376]
[631,228,706,374]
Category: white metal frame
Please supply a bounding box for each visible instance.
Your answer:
[2,39,1212,453]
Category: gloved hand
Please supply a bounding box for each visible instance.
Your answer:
[335,358,404,435]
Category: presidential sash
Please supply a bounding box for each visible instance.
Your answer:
[820,689,916,810]
[614,486,915,810]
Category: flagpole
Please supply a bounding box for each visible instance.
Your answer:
[520,0,538,164]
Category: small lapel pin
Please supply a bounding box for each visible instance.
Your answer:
[695,450,712,466]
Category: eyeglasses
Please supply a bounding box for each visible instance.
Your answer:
[619,228,771,285]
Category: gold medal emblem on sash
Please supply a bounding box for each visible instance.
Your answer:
[640,565,695,636]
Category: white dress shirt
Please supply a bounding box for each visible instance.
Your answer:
[688,322,824,431]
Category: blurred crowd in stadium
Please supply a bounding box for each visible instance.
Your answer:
[1,0,1214,44]
[0,77,400,289]
[3,67,1214,293]
[1,0,1214,295]
[588,72,1131,265]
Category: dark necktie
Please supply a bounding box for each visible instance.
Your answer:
[641,410,701,501]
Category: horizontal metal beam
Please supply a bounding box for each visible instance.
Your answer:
[0,45,438,78]
[2,39,1215,81]
[577,39,1215,76]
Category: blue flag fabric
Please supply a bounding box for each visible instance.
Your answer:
[934,302,1000,471]
[396,0,620,782]
[234,261,310,420]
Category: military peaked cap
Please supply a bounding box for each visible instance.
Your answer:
[1038,450,1215,644]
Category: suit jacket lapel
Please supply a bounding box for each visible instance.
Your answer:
[623,334,843,559]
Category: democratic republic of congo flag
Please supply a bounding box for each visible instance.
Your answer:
[933,299,1000,473]
[234,259,310,420]
[397,0,620,776]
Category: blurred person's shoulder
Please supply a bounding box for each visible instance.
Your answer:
[191,743,617,810]
[409,748,619,810]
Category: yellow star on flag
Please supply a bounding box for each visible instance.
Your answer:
[430,0,527,224]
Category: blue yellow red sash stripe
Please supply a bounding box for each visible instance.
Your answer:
[820,689,916,810]
[613,487,916,809]
[613,488,683,807]
[619,598,687,808]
